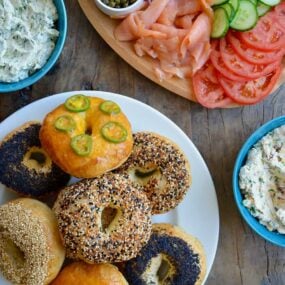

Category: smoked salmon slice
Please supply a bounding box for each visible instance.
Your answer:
[114,0,213,81]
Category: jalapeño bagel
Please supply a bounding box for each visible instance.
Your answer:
[40,95,133,178]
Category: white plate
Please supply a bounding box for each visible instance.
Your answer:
[0,91,219,284]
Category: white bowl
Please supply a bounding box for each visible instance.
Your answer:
[94,0,144,18]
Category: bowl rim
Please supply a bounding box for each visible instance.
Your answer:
[94,0,144,12]
[233,115,285,247]
[0,0,67,93]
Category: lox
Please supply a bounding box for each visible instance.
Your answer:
[114,0,213,81]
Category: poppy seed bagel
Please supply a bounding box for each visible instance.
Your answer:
[0,122,70,197]
[124,223,206,285]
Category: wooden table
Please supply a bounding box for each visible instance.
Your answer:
[1,1,285,284]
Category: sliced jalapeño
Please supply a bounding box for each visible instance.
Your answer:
[71,134,92,156]
[99,100,121,115]
[54,115,76,132]
[101,121,127,143]
[65,95,90,112]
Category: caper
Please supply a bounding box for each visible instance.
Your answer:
[109,1,116,7]
[101,0,137,8]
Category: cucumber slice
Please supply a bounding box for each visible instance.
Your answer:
[228,0,239,12]
[248,0,258,5]
[212,0,229,6]
[230,0,258,31]
[257,1,271,16]
[211,7,230,38]
[259,0,280,6]
[218,3,235,21]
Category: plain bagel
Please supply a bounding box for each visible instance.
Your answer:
[51,262,128,285]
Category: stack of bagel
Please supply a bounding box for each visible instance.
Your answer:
[0,95,206,285]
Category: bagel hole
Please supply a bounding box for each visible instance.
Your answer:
[132,165,159,185]
[129,165,167,190]
[135,167,158,178]
[157,258,171,282]
[1,236,25,266]
[85,126,92,135]
[101,207,118,233]
[23,147,52,173]
[142,254,174,284]
[29,151,46,165]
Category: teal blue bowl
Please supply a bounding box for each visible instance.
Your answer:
[233,116,285,247]
[0,0,67,93]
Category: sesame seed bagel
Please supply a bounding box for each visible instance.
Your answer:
[124,223,206,285]
[40,95,133,178]
[53,173,152,263]
[114,132,191,214]
[51,262,128,285]
[0,122,70,197]
[0,198,65,285]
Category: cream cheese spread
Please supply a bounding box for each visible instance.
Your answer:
[0,0,59,82]
[239,125,285,233]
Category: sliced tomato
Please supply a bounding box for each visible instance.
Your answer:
[274,2,285,30]
[210,50,249,82]
[239,12,285,51]
[227,31,284,65]
[217,67,281,104]
[192,62,234,108]
[220,38,281,79]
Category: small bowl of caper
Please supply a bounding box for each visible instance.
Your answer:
[94,0,145,18]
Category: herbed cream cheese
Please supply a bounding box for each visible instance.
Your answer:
[0,0,59,83]
[239,125,285,234]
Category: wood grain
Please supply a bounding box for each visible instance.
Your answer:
[78,0,285,106]
[0,1,285,285]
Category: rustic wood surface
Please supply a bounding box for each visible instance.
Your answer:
[0,1,285,284]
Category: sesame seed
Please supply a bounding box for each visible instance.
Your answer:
[53,173,152,263]
[114,132,192,214]
[0,203,49,285]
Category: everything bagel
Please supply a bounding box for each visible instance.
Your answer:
[114,132,191,214]
[53,173,152,263]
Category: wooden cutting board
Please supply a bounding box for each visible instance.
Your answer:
[78,0,285,105]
